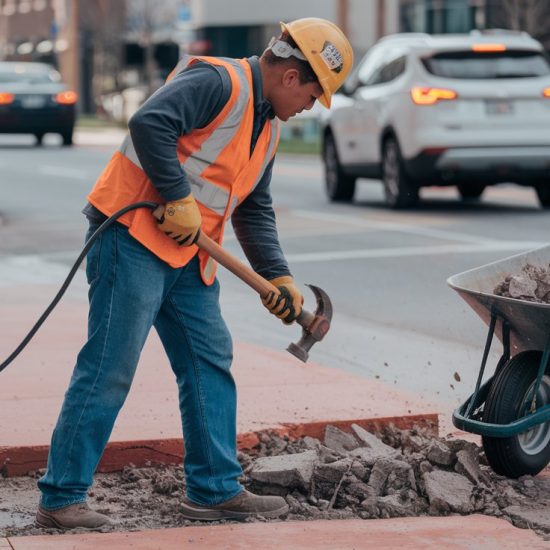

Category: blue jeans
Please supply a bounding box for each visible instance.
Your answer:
[38,222,243,509]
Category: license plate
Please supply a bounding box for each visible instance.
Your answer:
[486,99,513,115]
[21,95,46,108]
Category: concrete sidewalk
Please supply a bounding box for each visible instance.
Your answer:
[5,264,546,549]
[0,279,438,476]
[73,127,127,148]
[3,516,549,549]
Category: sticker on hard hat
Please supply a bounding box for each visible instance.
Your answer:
[320,41,343,73]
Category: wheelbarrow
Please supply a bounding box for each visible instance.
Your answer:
[447,244,550,478]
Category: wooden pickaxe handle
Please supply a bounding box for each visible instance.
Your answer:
[198,231,318,332]
[196,232,278,300]
[151,205,334,362]
[152,204,315,326]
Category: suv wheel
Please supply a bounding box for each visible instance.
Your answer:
[382,137,418,209]
[61,130,73,147]
[458,183,486,201]
[535,184,550,208]
[323,133,356,202]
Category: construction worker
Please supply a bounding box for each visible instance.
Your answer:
[35,18,353,529]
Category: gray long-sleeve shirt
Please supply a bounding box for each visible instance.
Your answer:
[84,56,290,280]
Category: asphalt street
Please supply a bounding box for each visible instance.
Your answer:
[0,130,548,417]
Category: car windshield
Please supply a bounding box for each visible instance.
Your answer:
[0,65,61,84]
[422,50,550,79]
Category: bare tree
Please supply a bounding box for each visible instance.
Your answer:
[80,0,126,111]
[488,0,550,47]
[127,0,182,97]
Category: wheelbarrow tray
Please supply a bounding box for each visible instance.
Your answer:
[448,245,550,445]
[447,244,550,353]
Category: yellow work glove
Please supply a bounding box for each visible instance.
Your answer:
[157,194,202,246]
[262,275,303,325]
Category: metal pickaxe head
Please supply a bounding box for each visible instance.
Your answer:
[287,284,333,363]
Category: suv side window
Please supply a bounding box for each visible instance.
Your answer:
[356,46,388,86]
[379,55,407,83]
[359,48,407,87]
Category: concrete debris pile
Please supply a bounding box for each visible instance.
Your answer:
[242,424,550,538]
[494,263,550,303]
[1,425,549,539]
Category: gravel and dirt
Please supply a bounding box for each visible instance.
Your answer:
[1,424,549,541]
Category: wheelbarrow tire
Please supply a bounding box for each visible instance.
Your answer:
[482,350,550,478]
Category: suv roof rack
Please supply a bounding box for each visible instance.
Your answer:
[470,28,530,38]
[378,32,431,44]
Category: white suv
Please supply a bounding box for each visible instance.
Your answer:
[321,30,550,208]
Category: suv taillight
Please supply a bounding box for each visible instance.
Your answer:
[54,91,78,105]
[543,87,550,98]
[411,87,457,105]
[0,92,14,105]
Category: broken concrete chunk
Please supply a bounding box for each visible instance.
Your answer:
[351,424,399,454]
[419,460,433,475]
[446,438,478,455]
[350,461,368,482]
[314,458,353,484]
[301,436,322,451]
[504,505,550,531]
[401,432,430,453]
[494,263,550,304]
[346,479,372,501]
[318,445,341,464]
[423,470,474,514]
[366,458,394,497]
[508,276,537,299]
[426,440,454,466]
[366,458,415,497]
[324,425,360,454]
[454,448,484,484]
[361,493,420,518]
[249,450,318,490]
[349,445,401,466]
[535,273,550,300]
[495,485,528,509]
[386,461,417,494]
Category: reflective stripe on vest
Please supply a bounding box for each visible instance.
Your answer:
[88,56,280,279]
[119,134,239,217]
[118,58,278,217]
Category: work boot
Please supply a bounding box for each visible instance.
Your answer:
[35,502,112,529]
[181,490,289,521]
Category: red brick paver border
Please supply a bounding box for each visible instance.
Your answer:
[1,414,437,476]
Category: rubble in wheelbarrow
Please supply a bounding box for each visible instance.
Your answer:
[494,263,550,303]
[1,425,549,540]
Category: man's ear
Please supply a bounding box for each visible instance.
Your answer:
[281,68,300,89]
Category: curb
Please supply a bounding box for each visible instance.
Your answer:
[5,515,549,550]
[0,413,438,477]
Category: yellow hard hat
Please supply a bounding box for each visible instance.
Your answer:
[281,17,353,108]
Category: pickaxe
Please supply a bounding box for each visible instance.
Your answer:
[153,207,332,362]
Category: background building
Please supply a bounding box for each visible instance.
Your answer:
[399,0,550,50]
[186,0,399,59]
[1,0,549,118]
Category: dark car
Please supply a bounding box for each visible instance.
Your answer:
[0,61,77,146]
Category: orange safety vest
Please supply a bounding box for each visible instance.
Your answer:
[87,56,280,284]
